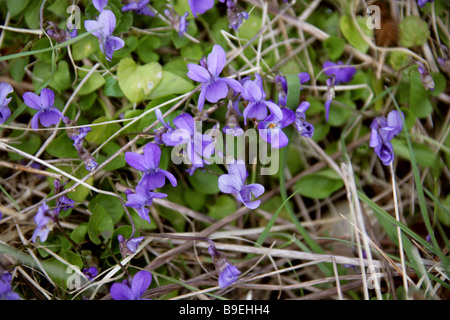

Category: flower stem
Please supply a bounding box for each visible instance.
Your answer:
[390,163,409,299]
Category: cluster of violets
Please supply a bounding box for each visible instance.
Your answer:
[0,0,437,300]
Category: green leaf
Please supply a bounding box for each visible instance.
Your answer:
[24,0,40,29]
[430,71,447,97]
[32,61,53,90]
[323,36,346,60]
[399,16,430,48]
[71,223,88,244]
[104,76,124,97]
[97,142,126,171]
[88,204,114,245]
[391,138,439,168]
[183,188,206,212]
[47,0,68,16]
[437,195,450,227]
[51,166,94,203]
[8,56,30,83]
[294,169,344,199]
[187,165,223,194]
[137,36,161,63]
[339,15,372,53]
[207,195,237,221]
[85,116,121,145]
[88,194,124,225]
[47,132,79,159]
[117,58,163,103]
[114,36,138,59]
[409,70,433,119]
[77,66,106,96]
[7,133,41,161]
[6,0,30,17]
[148,70,195,100]
[72,35,99,61]
[49,60,72,92]
[285,74,301,109]
[328,95,356,127]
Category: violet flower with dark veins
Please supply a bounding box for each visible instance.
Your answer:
[0,82,13,125]
[124,185,167,223]
[125,142,177,191]
[187,44,242,111]
[23,88,64,131]
[218,161,264,209]
[110,270,152,300]
[241,73,282,125]
[84,10,125,61]
[258,107,295,148]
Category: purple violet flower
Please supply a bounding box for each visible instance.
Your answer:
[31,202,58,243]
[110,270,152,300]
[208,245,241,288]
[164,8,189,37]
[0,272,20,300]
[154,109,175,145]
[275,72,310,107]
[0,82,13,125]
[167,113,215,168]
[53,180,75,215]
[118,234,145,256]
[241,73,282,125]
[125,185,167,223]
[23,88,64,131]
[323,61,356,85]
[322,61,356,121]
[187,44,243,111]
[294,101,314,138]
[125,142,177,191]
[370,110,404,166]
[414,61,435,91]
[418,0,434,7]
[226,0,249,31]
[188,0,215,17]
[121,0,155,16]
[83,267,98,280]
[258,107,295,148]
[93,0,108,12]
[84,10,125,61]
[218,161,264,209]
[47,21,77,43]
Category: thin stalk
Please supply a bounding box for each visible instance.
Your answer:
[390,162,409,298]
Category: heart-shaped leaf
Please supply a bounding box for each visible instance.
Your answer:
[117,57,163,103]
